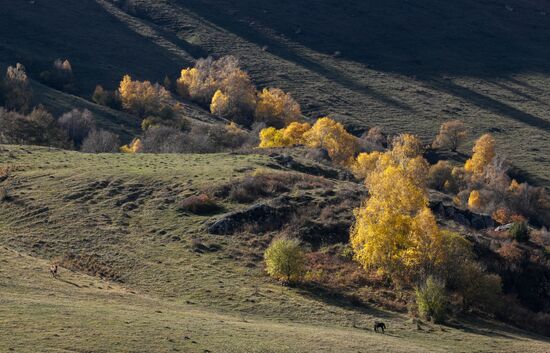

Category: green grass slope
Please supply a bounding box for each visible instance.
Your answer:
[1,145,549,353]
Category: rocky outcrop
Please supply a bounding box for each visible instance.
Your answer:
[429,191,495,229]
[270,153,355,181]
[208,195,310,235]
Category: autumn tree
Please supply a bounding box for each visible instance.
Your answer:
[465,133,496,176]
[209,69,257,126]
[177,56,240,104]
[264,238,306,283]
[258,122,311,148]
[351,159,437,277]
[120,138,143,153]
[432,120,468,151]
[351,151,383,180]
[254,88,301,127]
[3,63,32,112]
[391,133,424,160]
[302,117,357,165]
[467,190,482,210]
[118,75,171,118]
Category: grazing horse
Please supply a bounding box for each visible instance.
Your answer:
[373,321,386,333]
[50,264,58,277]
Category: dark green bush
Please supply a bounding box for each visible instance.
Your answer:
[509,222,529,242]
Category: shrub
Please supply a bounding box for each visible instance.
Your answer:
[178,194,221,214]
[0,107,69,148]
[254,88,301,127]
[358,126,387,152]
[455,261,502,311]
[118,75,171,117]
[207,122,251,150]
[432,120,468,151]
[509,221,530,242]
[264,238,306,283]
[140,125,187,153]
[415,276,447,323]
[81,129,120,153]
[0,187,11,202]
[39,59,76,92]
[3,63,32,112]
[57,108,96,145]
[92,85,122,110]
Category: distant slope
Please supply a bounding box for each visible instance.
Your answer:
[1,0,550,184]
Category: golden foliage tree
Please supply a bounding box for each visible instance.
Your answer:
[302,117,357,165]
[254,88,301,127]
[176,56,240,104]
[468,190,482,210]
[209,69,257,125]
[120,138,143,153]
[118,75,170,117]
[258,122,311,148]
[351,151,383,180]
[432,120,468,151]
[391,133,424,160]
[464,134,496,176]
[350,137,458,280]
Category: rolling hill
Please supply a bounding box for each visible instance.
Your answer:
[1,145,549,353]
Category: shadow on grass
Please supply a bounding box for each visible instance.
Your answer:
[55,276,81,288]
[448,316,550,343]
[430,79,550,132]
[294,282,397,320]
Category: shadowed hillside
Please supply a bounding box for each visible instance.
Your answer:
[2,0,549,184]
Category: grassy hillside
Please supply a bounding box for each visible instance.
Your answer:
[1,145,550,352]
[2,0,549,184]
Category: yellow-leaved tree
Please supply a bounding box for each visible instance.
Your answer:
[120,138,143,153]
[350,136,452,280]
[254,88,301,127]
[258,122,311,148]
[118,75,170,118]
[391,133,424,161]
[351,151,383,180]
[302,117,357,165]
[464,133,495,176]
[209,70,257,126]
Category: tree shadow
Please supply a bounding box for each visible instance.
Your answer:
[169,0,413,111]
[176,0,550,78]
[447,316,550,343]
[55,276,81,288]
[429,79,550,131]
[294,282,397,320]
